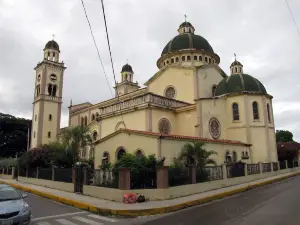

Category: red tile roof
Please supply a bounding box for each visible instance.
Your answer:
[96,128,251,146]
[277,141,300,151]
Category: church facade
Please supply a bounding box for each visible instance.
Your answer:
[30,21,278,167]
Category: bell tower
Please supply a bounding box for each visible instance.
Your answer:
[30,39,67,148]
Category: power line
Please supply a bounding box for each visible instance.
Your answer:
[80,0,113,96]
[99,0,127,129]
[285,0,300,38]
[80,0,127,129]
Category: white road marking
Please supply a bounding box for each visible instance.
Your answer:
[37,222,51,225]
[88,214,118,222]
[56,218,78,225]
[31,212,88,221]
[73,216,104,225]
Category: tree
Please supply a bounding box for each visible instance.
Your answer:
[60,125,93,165]
[276,130,293,142]
[0,113,31,158]
[178,141,217,167]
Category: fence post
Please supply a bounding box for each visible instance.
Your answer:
[222,164,227,179]
[52,167,55,181]
[188,165,196,184]
[270,162,274,172]
[285,160,288,169]
[156,166,169,189]
[244,164,248,176]
[83,168,88,185]
[11,167,15,179]
[259,162,263,174]
[118,168,131,190]
[36,167,39,179]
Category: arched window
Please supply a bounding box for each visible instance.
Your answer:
[209,58,212,63]
[136,150,143,158]
[252,101,259,120]
[205,57,208,62]
[52,85,57,96]
[225,151,232,163]
[48,84,52,96]
[84,116,87,126]
[91,114,95,121]
[81,117,84,126]
[235,67,237,72]
[92,131,98,141]
[95,112,99,121]
[171,58,174,63]
[245,151,248,157]
[102,152,109,165]
[194,55,197,60]
[117,148,126,160]
[232,151,237,162]
[232,103,239,121]
[187,56,191,61]
[182,56,186,61]
[267,103,271,122]
[175,57,179,62]
[199,56,203,61]
[212,85,217,97]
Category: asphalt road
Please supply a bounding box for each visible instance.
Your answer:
[135,175,300,225]
[25,193,126,225]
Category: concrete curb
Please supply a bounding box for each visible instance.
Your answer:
[1,171,300,217]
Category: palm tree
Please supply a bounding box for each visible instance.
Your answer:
[61,125,93,165]
[178,141,217,168]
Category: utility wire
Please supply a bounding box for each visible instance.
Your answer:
[80,0,113,96]
[285,0,300,38]
[81,0,127,129]
[99,0,127,129]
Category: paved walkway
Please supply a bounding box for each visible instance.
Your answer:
[1,170,300,216]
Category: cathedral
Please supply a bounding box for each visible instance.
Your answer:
[30,20,278,167]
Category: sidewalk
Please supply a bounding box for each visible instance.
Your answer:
[1,170,300,217]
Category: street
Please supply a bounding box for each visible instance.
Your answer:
[26,193,124,225]
[136,175,300,225]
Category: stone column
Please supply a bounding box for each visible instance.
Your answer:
[72,167,76,183]
[188,165,196,184]
[244,163,248,176]
[11,167,15,179]
[270,162,274,172]
[36,167,39,179]
[156,166,169,189]
[285,160,288,169]
[259,162,263,174]
[119,168,131,190]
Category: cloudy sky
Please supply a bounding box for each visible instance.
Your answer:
[0,0,299,140]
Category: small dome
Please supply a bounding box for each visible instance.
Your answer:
[215,74,267,96]
[121,63,133,73]
[45,40,60,52]
[179,21,193,28]
[231,60,243,67]
[161,33,214,56]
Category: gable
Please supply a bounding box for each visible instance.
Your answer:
[146,66,195,103]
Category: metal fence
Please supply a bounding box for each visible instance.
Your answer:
[169,167,190,187]
[247,164,260,175]
[273,162,279,171]
[89,169,118,188]
[205,166,223,181]
[262,163,272,173]
[54,168,73,183]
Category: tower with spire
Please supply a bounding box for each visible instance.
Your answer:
[114,62,140,97]
[30,38,66,148]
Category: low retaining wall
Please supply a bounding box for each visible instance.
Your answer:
[18,177,74,193]
[83,167,297,202]
[0,174,14,180]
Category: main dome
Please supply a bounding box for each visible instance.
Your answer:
[161,21,214,56]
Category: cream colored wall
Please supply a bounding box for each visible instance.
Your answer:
[147,67,195,103]
[200,99,227,139]
[175,108,197,136]
[101,109,146,138]
[41,101,60,144]
[196,66,225,98]
[160,139,250,165]
[151,108,177,134]
[94,132,158,168]
[30,103,40,148]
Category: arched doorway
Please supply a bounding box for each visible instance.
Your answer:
[117,148,126,160]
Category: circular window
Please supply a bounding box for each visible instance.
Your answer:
[158,118,171,135]
[50,74,57,82]
[209,117,221,139]
[165,86,176,99]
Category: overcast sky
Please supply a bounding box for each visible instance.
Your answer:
[0,0,299,140]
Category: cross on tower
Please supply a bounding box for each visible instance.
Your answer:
[184,14,187,22]
[126,59,128,64]
[234,53,237,61]
[52,34,55,40]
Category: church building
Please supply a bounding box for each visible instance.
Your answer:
[30,20,278,167]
